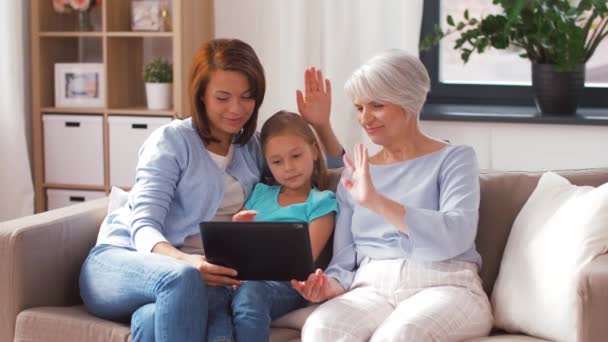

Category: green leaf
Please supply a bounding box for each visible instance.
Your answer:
[461,48,473,63]
[447,15,455,26]
[418,0,608,66]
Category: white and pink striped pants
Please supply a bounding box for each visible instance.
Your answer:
[302,258,493,342]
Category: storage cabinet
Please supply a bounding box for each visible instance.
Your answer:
[108,115,172,188]
[46,189,107,210]
[31,0,214,212]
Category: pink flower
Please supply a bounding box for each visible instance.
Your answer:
[52,0,71,13]
[69,0,92,11]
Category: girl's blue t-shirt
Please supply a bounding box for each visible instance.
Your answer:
[245,183,338,223]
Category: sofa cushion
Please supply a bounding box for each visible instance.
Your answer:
[476,168,608,297]
[269,327,301,342]
[466,336,551,342]
[15,305,302,342]
[15,306,131,342]
[108,186,129,213]
[491,172,608,341]
[271,304,319,330]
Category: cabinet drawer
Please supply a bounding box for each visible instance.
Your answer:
[108,116,172,187]
[43,114,104,185]
[46,189,106,210]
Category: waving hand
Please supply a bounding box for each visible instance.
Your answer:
[342,144,377,206]
[296,67,332,128]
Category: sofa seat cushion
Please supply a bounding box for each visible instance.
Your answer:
[14,305,302,342]
[12,305,549,342]
[466,336,551,341]
[271,304,319,330]
[269,328,301,342]
[15,306,131,342]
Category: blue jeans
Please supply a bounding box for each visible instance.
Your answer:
[207,281,305,342]
[79,244,208,342]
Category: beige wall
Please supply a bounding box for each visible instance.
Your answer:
[421,120,608,171]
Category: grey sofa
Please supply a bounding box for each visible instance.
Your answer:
[2,168,608,342]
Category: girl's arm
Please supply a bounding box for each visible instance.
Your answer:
[297,67,344,159]
[292,184,355,302]
[308,212,335,261]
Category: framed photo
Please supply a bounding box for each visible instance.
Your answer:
[54,63,105,108]
[131,1,161,31]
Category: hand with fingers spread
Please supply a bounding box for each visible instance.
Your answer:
[296,67,332,129]
[180,253,242,287]
[342,144,378,207]
[291,269,345,303]
[232,209,258,222]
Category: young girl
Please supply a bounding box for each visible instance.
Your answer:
[207,110,338,342]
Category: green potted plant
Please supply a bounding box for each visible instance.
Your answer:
[420,0,608,115]
[143,58,173,110]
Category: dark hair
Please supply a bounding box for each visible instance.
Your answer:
[188,38,266,145]
[260,110,328,191]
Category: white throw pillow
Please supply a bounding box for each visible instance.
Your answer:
[107,186,129,214]
[492,172,608,342]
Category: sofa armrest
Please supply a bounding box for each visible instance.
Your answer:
[0,197,108,342]
[577,253,608,342]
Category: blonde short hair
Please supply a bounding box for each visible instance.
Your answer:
[345,49,430,115]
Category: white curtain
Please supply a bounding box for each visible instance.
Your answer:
[0,1,34,221]
[215,0,424,154]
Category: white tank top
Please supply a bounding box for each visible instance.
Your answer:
[180,145,245,255]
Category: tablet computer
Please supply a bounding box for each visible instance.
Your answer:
[199,221,314,281]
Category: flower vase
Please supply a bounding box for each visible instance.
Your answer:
[77,10,93,31]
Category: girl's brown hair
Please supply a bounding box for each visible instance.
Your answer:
[189,38,265,145]
[260,110,328,191]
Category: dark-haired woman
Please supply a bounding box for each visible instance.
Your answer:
[79,38,341,342]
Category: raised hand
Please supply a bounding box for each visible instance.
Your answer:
[296,67,332,129]
[291,269,345,303]
[342,144,377,207]
[232,210,258,222]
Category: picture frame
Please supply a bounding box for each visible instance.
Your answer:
[54,63,105,108]
[131,0,161,31]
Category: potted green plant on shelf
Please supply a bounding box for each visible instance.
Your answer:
[143,58,173,110]
[420,0,608,115]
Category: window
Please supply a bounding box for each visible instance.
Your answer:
[420,0,608,107]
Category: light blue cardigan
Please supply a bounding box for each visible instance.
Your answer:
[96,118,265,252]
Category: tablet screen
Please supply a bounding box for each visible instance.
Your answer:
[199,221,314,281]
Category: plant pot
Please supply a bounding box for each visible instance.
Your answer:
[145,83,173,110]
[532,63,585,116]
